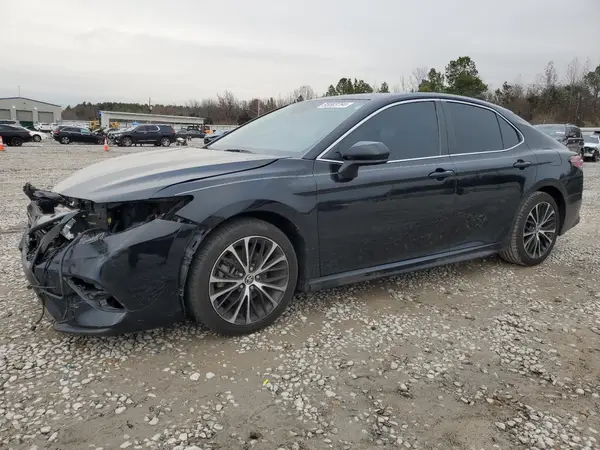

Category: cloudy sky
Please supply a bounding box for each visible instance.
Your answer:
[2,0,598,106]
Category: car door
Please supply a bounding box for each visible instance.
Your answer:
[132,125,148,143]
[315,100,457,277]
[79,129,95,143]
[441,100,538,249]
[145,125,160,143]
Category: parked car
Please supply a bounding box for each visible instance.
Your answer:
[35,123,53,132]
[53,127,104,145]
[112,124,176,147]
[0,124,33,146]
[177,129,205,140]
[15,126,45,142]
[534,124,584,155]
[583,134,600,162]
[203,130,229,145]
[19,93,583,336]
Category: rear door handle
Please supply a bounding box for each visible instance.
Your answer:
[428,169,455,180]
[513,160,532,169]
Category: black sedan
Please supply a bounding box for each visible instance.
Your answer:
[177,129,205,140]
[53,127,104,145]
[19,93,583,336]
[0,124,33,146]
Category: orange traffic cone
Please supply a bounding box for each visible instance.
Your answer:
[103,137,109,152]
[0,136,4,151]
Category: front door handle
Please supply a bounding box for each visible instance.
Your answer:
[428,169,455,180]
[513,160,532,169]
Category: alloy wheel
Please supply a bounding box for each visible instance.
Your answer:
[523,201,556,259]
[209,236,290,325]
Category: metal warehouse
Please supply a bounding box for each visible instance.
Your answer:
[100,111,205,128]
[0,97,62,127]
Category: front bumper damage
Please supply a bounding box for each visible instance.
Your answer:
[19,184,198,335]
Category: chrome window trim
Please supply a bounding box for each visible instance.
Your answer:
[315,97,527,165]
[442,99,525,156]
[315,99,439,164]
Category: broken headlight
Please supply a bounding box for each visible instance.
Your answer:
[105,196,192,233]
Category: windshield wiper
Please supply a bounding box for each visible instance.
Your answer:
[223,148,253,153]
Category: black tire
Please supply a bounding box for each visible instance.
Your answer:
[500,192,559,266]
[185,218,298,335]
[593,151,600,163]
[11,137,23,146]
[122,137,133,147]
[32,135,41,142]
[60,136,70,144]
[160,137,171,147]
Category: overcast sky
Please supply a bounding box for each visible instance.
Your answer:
[2,0,598,106]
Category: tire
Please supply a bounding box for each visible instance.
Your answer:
[122,137,132,147]
[32,135,41,142]
[500,192,559,266]
[160,137,171,147]
[594,151,600,163]
[60,136,70,144]
[11,137,23,146]
[185,218,298,335]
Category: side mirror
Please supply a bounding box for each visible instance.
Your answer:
[338,141,390,180]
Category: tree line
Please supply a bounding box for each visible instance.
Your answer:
[62,56,600,126]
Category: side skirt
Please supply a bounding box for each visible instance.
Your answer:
[305,244,501,292]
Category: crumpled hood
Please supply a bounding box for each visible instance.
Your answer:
[53,147,278,202]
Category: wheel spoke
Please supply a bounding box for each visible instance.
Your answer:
[256,255,286,275]
[255,281,286,292]
[255,284,279,307]
[227,244,247,272]
[257,241,277,272]
[210,281,243,303]
[229,287,249,324]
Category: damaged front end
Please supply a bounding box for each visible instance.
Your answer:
[20,183,198,335]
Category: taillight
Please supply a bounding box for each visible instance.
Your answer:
[569,154,583,169]
[54,129,60,134]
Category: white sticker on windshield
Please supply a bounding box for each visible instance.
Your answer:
[317,101,354,109]
[555,131,565,135]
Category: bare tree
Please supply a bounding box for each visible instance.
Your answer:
[217,91,239,124]
[410,67,429,91]
[292,85,315,101]
[392,75,409,93]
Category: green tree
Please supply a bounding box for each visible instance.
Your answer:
[353,78,374,94]
[325,78,374,95]
[325,85,338,96]
[444,56,487,98]
[418,69,445,92]
[378,82,390,93]
[584,65,600,112]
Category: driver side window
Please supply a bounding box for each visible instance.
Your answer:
[327,101,441,161]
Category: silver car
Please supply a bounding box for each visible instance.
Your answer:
[583,134,600,162]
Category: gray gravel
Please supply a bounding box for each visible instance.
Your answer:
[1,142,599,450]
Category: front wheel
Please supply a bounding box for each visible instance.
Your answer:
[12,137,24,146]
[160,137,171,147]
[593,151,600,163]
[122,137,132,147]
[500,192,559,266]
[185,218,298,335]
[32,135,41,142]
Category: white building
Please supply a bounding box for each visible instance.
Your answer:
[100,111,205,129]
[0,97,63,126]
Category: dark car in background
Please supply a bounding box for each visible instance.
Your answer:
[177,129,206,140]
[203,130,230,145]
[534,124,584,155]
[19,93,583,337]
[0,124,33,146]
[112,124,176,147]
[53,127,105,145]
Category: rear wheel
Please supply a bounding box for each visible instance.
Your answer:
[60,136,70,144]
[500,192,559,266]
[122,137,132,147]
[160,137,171,147]
[185,218,298,335]
[12,137,24,146]
[32,135,41,142]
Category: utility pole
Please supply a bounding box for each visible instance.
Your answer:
[18,85,21,97]
[148,97,152,114]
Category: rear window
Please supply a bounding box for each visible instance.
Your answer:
[535,124,566,137]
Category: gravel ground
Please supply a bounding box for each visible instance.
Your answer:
[1,142,599,450]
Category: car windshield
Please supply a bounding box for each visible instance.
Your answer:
[584,135,599,144]
[535,124,566,137]
[208,99,369,155]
